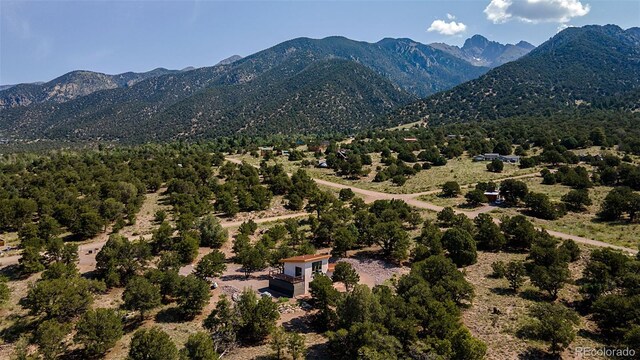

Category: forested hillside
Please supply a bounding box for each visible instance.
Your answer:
[0,59,412,142]
[390,25,640,125]
[0,36,486,144]
[155,59,413,139]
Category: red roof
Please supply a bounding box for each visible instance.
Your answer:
[281,254,331,263]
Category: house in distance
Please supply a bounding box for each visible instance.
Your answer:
[473,153,520,163]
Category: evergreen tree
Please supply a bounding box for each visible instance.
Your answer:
[177,275,211,319]
[505,261,526,293]
[180,332,219,360]
[270,326,288,360]
[287,332,307,360]
[522,303,579,354]
[195,250,227,280]
[331,262,360,291]
[75,308,124,356]
[129,327,179,360]
[474,213,505,251]
[199,215,228,248]
[441,227,477,267]
[123,276,162,318]
[203,294,240,353]
[35,320,71,360]
[235,290,280,343]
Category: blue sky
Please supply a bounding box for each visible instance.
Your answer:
[1,0,638,84]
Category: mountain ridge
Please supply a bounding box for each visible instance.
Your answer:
[0,35,488,142]
[430,34,535,67]
[216,55,243,65]
[389,25,640,126]
[0,67,184,109]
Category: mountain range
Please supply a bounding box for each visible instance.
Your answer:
[430,35,535,67]
[0,68,187,110]
[1,26,637,144]
[390,25,640,126]
[0,35,499,142]
[0,34,525,112]
[216,55,243,66]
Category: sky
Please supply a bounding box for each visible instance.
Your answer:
[1,0,638,85]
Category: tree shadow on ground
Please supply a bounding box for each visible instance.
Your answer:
[61,348,91,360]
[122,317,143,334]
[0,314,37,343]
[80,269,99,280]
[519,289,548,302]
[0,264,29,281]
[518,347,559,360]
[252,356,272,360]
[220,273,250,281]
[576,328,605,343]
[61,233,89,243]
[306,341,330,360]
[490,286,516,296]
[154,306,184,323]
[281,313,315,334]
[567,298,593,316]
[457,202,482,210]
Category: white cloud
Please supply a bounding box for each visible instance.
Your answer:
[428,19,467,36]
[484,0,590,24]
[446,13,456,20]
[556,23,575,32]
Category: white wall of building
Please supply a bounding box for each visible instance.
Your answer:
[283,259,329,293]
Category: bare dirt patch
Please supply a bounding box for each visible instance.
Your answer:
[339,255,409,287]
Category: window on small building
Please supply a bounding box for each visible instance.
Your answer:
[295,266,302,277]
[312,261,322,274]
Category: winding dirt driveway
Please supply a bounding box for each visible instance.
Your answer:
[228,157,638,254]
[1,159,635,269]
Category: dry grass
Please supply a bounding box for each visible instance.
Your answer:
[229,153,541,195]
[1,153,633,359]
[463,248,608,360]
[490,177,640,249]
[387,120,426,131]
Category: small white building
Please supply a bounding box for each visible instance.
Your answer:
[269,254,331,297]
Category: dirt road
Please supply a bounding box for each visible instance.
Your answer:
[228,157,638,254]
[2,159,634,268]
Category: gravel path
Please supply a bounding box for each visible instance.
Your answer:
[339,257,407,286]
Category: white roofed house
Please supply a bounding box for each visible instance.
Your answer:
[483,153,500,161]
[268,254,331,297]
